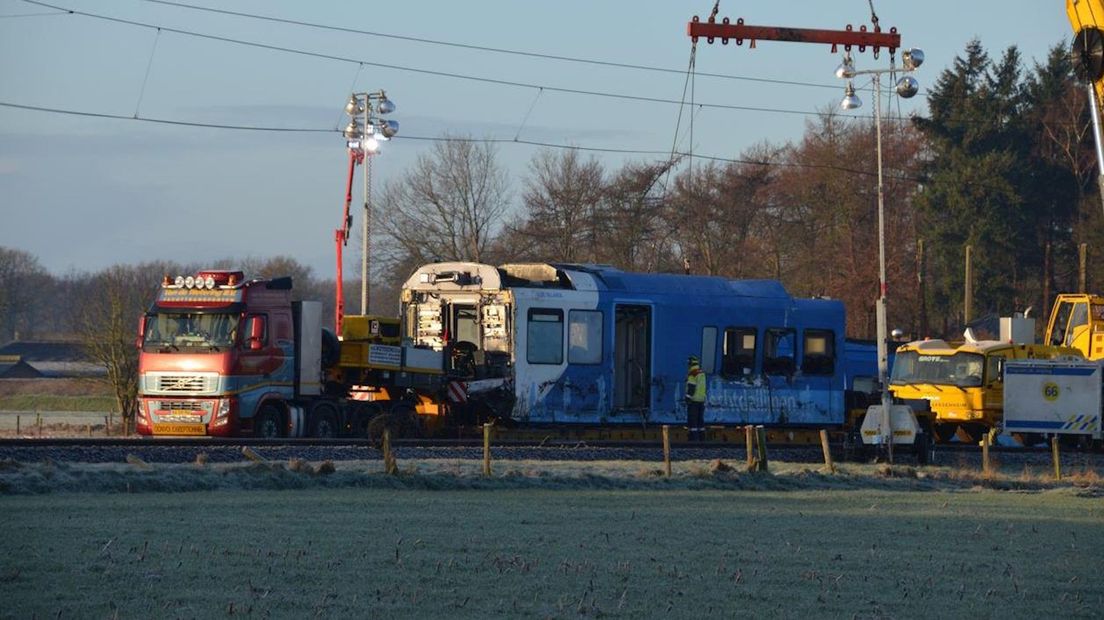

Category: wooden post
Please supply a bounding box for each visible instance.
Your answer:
[383,428,397,475]
[755,426,769,472]
[819,429,835,474]
[982,433,991,475]
[1080,243,1088,293]
[36,411,42,437]
[87,423,92,437]
[1051,435,1062,481]
[964,245,973,325]
[15,415,19,436]
[745,425,755,469]
[482,422,492,477]
[661,425,672,478]
[104,415,110,437]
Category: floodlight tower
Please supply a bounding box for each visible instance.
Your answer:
[334,91,397,334]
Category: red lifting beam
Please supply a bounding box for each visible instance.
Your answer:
[688,17,899,55]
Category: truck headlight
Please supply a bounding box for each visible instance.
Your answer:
[212,399,231,426]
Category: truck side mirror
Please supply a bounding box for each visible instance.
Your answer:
[135,315,147,349]
[996,358,1005,382]
[247,316,266,351]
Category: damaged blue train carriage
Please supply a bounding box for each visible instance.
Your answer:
[402,262,860,429]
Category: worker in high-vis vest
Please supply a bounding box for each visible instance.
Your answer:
[685,355,707,441]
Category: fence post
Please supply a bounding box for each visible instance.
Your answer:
[383,428,397,475]
[36,411,42,437]
[981,433,991,477]
[745,426,755,470]
[755,426,769,472]
[662,425,672,478]
[104,415,110,437]
[482,422,493,477]
[1051,435,1062,481]
[15,415,20,436]
[819,429,835,474]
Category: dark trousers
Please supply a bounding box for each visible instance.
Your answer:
[687,401,705,441]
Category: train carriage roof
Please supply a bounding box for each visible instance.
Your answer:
[406,262,802,302]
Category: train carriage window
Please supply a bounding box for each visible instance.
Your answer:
[527,308,564,365]
[722,327,756,378]
[568,310,603,364]
[801,329,835,375]
[700,327,717,374]
[764,328,796,375]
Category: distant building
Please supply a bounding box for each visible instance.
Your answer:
[0,340,107,379]
[0,356,44,379]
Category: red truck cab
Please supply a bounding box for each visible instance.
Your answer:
[135,270,313,437]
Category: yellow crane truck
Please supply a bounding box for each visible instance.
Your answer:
[889,321,1081,444]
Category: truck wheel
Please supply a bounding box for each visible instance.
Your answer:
[365,413,399,447]
[309,404,339,438]
[390,403,423,438]
[254,405,283,439]
[915,432,932,465]
[354,402,383,438]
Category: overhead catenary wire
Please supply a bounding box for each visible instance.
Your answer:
[18,0,877,122]
[0,99,922,183]
[136,0,843,91]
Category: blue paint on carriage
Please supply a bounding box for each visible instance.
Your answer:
[510,265,854,428]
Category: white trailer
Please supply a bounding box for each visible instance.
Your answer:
[1003,360,1102,440]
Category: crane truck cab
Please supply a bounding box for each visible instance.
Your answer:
[1044,293,1104,360]
[889,338,1082,444]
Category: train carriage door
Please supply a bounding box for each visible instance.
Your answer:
[614,305,651,410]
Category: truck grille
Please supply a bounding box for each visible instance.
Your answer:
[144,372,219,395]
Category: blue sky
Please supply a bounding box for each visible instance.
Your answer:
[0,1,1071,279]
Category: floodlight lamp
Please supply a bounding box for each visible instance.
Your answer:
[903,48,924,70]
[343,119,363,139]
[364,136,381,153]
[840,82,862,110]
[835,54,856,79]
[377,98,396,115]
[896,76,920,99]
[378,119,399,138]
[344,95,364,117]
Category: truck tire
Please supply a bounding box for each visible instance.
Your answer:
[254,404,283,439]
[365,413,400,447]
[390,403,423,438]
[309,402,340,438]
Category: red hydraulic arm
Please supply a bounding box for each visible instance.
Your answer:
[687,15,899,56]
[334,149,363,335]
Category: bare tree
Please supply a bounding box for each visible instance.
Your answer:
[515,149,605,262]
[74,264,159,433]
[669,148,778,277]
[0,247,49,342]
[378,135,511,271]
[598,159,677,271]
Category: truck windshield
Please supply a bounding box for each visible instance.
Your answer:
[143,312,239,351]
[890,350,985,388]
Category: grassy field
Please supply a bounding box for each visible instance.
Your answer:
[0,460,1101,619]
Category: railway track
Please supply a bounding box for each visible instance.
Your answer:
[0,437,1100,468]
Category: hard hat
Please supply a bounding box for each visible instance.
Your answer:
[687,355,700,365]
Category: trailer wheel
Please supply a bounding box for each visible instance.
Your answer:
[309,403,340,438]
[354,402,384,438]
[254,404,283,439]
[933,423,957,444]
[390,403,423,438]
[365,413,400,447]
[915,431,932,465]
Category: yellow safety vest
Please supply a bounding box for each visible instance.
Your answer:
[686,366,707,403]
